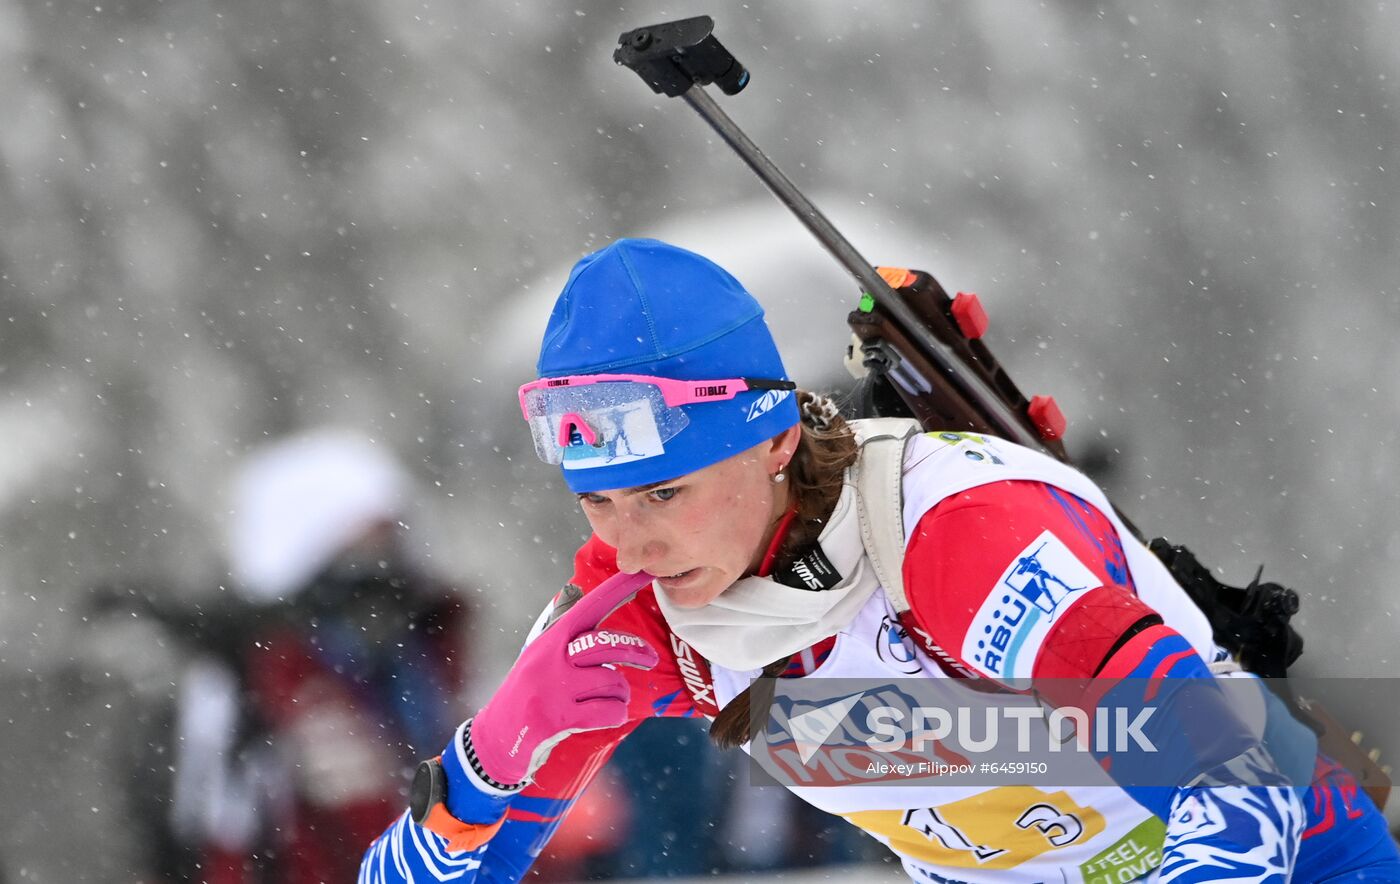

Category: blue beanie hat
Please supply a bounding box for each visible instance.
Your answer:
[535,238,800,493]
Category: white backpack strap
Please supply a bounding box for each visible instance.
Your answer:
[850,418,923,614]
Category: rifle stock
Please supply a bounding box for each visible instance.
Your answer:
[846,266,1069,464]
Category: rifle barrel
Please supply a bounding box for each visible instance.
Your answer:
[680,85,1050,455]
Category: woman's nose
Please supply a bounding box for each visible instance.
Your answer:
[614,518,666,574]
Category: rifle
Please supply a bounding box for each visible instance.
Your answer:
[614,14,1391,809]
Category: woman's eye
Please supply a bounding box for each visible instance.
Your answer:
[580,493,609,507]
[649,487,679,502]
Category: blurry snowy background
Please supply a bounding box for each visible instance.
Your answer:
[1,0,1398,878]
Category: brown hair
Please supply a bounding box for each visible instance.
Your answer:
[707,390,858,749]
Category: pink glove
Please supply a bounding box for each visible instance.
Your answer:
[469,570,659,785]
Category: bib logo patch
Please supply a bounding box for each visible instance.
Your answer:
[963,530,1101,680]
[876,615,923,675]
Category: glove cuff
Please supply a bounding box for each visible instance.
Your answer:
[441,719,524,824]
[461,719,528,792]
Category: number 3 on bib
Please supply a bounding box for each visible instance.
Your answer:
[848,788,1105,871]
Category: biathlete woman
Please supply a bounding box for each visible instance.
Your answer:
[360,238,1399,883]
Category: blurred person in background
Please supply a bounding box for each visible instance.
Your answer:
[168,428,474,883]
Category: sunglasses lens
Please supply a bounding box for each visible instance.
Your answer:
[523,382,690,468]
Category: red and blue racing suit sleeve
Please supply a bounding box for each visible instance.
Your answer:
[902,479,1307,883]
[359,535,695,883]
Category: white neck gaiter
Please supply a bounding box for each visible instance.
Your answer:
[653,481,882,671]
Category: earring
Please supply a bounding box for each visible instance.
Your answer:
[772,464,788,484]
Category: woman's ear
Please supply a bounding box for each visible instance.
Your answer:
[767,423,802,473]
